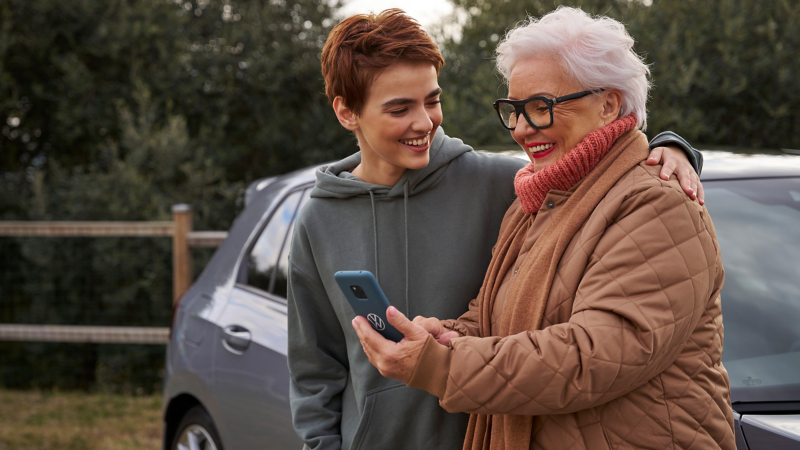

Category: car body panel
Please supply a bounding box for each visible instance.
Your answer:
[164,167,315,450]
[210,286,298,449]
[741,415,800,449]
[696,152,800,449]
[734,412,750,450]
[700,150,800,180]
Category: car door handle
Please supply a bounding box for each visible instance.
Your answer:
[222,325,252,353]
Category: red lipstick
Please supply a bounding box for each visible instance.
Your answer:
[525,142,556,159]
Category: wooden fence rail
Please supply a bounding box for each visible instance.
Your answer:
[0,221,174,237]
[0,204,225,345]
[0,324,169,345]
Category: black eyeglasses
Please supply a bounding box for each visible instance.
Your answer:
[493,89,605,130]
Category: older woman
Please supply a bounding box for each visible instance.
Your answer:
[352,7,735,450]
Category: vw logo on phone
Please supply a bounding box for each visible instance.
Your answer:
[367,313,386,331]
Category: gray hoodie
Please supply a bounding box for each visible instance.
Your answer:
[286,129,702,450]
[287,130,525,450]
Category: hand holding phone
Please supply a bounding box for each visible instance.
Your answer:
[334,271,404,342]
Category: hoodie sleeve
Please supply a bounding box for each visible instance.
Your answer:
[649,131,703,175]
[288,220,349,450]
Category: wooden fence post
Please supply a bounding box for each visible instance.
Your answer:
[172,204,192,305]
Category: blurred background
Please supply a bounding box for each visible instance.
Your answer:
[0,0,798,447]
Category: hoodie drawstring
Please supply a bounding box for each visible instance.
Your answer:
[367,184,410,316]
[368,189,379,282]
[403,181,410,316]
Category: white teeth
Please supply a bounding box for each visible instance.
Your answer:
[401,137,428,146]
[529,143,555,153]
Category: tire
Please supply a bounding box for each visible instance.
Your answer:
[171,405,224,450]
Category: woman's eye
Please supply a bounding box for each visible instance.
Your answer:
[428,100,441,106]
[389,109,407,116]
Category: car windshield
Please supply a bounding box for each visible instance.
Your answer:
[704,177,800,404]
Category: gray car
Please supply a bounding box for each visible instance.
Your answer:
[162,150,800,450]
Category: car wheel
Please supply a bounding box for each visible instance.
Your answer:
[171,405,224,450]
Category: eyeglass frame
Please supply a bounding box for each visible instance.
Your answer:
[492,89,606,130]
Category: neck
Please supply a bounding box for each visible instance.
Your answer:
[514,114,638,214]
[351,151,407,187]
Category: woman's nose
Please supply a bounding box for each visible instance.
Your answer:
[411,107,434,132]
[513,114,538,140]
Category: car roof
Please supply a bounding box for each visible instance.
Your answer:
[699,149,800,180]
[245,163,324,207]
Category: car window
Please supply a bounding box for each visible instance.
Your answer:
[704,177,800,401]
[271,189,312,298]
[243,190,303,295]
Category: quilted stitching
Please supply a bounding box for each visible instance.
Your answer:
[440,163,735,449]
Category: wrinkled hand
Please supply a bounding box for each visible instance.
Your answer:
[352,307,432,383]
[647,145,705,205]
[412,315,459,347]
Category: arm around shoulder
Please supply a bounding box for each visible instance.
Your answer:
[649,131,703,174]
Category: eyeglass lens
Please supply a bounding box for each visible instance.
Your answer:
[498,99,552,129]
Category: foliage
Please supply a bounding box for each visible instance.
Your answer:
[0,0,351,224]
[0,0,350,392]
[626,0,800,148]
[438,0,800,150]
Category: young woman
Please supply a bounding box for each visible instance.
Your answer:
[287,9,702,450]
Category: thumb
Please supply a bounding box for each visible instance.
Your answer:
[386,307,428,341]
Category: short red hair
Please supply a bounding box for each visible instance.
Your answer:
[321,9,445,115]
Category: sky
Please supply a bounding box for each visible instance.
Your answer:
[336,0,455,30]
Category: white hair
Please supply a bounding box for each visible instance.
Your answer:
[496,6,651,130]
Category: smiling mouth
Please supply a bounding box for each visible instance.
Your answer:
[399,135,430,149]
[528,143,555,154]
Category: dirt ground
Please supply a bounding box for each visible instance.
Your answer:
[0,389,162,450]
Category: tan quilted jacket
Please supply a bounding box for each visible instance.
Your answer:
[408,161,735,449]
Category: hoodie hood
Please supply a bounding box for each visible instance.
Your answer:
[311,128,472,199]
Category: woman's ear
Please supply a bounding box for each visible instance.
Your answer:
[333,96,359,131]
[601,89,623,124]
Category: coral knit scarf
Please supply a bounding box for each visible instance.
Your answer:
[463,114,648,450]
[514,114,638,214]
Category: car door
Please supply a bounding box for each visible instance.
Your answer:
[212,187,309,450]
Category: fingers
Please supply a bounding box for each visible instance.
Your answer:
[352,316,387,357]
[386,307,428,341]
[413,316,444,337]
[697,180,705,205]
[351,313,427,383]
[660,158,678,182]
[646,146,663,166]
[436,331,459,347]
[678,170,697,200]
[656,145,701,203]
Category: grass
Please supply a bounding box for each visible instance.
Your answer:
[0,389,162,450]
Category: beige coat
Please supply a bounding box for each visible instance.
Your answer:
[408,133,735,449]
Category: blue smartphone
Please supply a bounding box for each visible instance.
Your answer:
[334,270,404,342]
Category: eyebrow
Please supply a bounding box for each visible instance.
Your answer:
[508,92,554,101]
[381,88,442,108]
